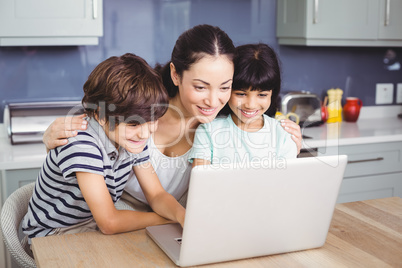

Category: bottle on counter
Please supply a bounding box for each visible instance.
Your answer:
[326,88,343,123]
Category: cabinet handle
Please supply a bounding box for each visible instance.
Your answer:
[313,0,319,24]
[348,157,384,164]
[385,0,390,26]
[93,0,98,19]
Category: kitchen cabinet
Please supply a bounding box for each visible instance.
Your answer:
[277,0,402,46]
[378,0,402,40]
[0,0,103,46]
[1,169,39,201]
[0,168,39,268]
[305,141,402,203]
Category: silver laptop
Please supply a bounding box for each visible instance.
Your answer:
[146,155,348,267]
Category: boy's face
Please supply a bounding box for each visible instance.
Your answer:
[103,121,158,154]
[228,88,272,130]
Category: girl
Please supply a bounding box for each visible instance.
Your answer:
[189,44,297,166]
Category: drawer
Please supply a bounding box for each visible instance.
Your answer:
[1,168,39,202]
[339,142,402,178]
[337,172,402,203]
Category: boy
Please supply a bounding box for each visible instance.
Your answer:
[23,53,185,243]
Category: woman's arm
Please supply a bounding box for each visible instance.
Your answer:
[280,119,302,155]
[77,172,171,235]
[134,163,186,227]
[43,114,88,151]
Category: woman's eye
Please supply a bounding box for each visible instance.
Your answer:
[221,86,231,91]
[194,86,206,91]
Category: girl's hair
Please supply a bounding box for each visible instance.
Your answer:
[219,43,282,117]
[155,24,236,98]
[82,53,169,130]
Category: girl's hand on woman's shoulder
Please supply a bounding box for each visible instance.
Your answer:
[43,114,88,150]
[280,119,302,155]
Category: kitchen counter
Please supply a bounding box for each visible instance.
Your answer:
[302,117,402,149]
[0,138,46,170]
[0,111,402,170]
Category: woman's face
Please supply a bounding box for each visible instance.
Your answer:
[171,55,234,124]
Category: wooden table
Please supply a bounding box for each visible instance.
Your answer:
[32,197,402,267]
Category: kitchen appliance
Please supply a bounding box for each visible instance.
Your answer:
[3,101,83,144]
[281,91,323,127]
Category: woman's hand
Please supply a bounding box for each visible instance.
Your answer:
[43,114,88,150]
[280,119,302,155]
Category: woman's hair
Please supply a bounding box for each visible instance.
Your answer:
[219,43,282,117]
[82,53,169,130]
[155,24,236,98]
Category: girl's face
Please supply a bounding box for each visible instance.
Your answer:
[171,55,234,124]
[228,88,272,131]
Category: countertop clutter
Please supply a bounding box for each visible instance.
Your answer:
[0,107,402,170]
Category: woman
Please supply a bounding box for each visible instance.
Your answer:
[43,24,302,214]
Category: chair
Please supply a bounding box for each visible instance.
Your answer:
[0,182,36,268]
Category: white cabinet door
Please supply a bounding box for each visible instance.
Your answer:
[277,0,402,46]
[378,0,402,40]
[300,141,402,203]
[305,0,378,40]
[0,0,103,46]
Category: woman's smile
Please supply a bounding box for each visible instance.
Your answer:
[198,106,218,116]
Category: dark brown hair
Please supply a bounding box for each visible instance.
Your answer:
[155,24,236,98]
[219,43,282,117]
[82,53,168,129]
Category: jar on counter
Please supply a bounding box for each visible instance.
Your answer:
[343,97,363,122]
[327,88,343,123]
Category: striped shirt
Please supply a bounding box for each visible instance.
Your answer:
[22,118,149,242]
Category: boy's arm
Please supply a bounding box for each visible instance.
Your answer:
[133,163,186,227]
[76,172,172,235]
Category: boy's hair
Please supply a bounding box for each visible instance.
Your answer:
[219,43,281,117]
[82,53,169,129]
[155,24,236,98]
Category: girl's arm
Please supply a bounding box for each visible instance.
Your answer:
[77,172,171,235]
[280,119,302,154]
[192,158,211,167]
[134,163,186,227]
[43,114,88,151]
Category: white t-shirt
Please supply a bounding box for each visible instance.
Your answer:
[124,136,192,203]
[188,114,297,165]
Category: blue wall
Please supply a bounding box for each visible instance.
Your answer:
[1,0,401,123]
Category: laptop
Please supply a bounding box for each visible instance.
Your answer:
[146,155,348,267]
